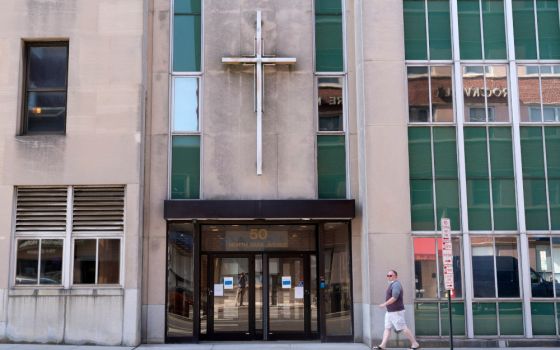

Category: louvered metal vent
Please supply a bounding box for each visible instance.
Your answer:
[16,187,68,233]
[72,186,125,232]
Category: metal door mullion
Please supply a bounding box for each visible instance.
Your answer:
[208,254,215,337]
[304,254,311,337]
[263,253,269,340]
[249,254,256,338]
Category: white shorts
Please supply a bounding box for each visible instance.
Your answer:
[384,310,407,331]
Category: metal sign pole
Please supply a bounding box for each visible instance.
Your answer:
[448,289,453,350]
[441,217,454,350]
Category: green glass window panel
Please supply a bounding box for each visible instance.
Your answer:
[473,303,498,336]
[512,0,538,59]
[458,0,482,59]
[521,127,545,178]
[482,0,507,59]
[404,0,428,60]
[315,0,342,14]
[464,127,489,178]
[173,14,201,72]
[318,135,346,199]
[428,0,452,60]
[492,179,517,230]
[171,136,200,199]
[409,127,432,179]
[411,179,435,231]
[315,15,344,72]
[433,127,457,178]
[489,127,514,178]
[440,302,466,336]
[467,179,492,230]
[549,179,560,230]
[545,127,560,178]
[174,0,201,14]
[537,0,560,59]
[499,302,524,335]
[436,179,460,231]
[523,179,549,230]
[531,302,556,335]
[415,303,439,336]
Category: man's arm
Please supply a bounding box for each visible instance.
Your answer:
[379,297,397,308]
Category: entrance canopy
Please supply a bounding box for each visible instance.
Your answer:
[164,199,355,220]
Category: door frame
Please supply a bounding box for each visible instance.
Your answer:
[203,253,256,340]
[265,252,319,340]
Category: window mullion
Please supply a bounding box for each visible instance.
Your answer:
[533,0,540,60]
[492,238,500,335]
[95,239,99,285]
[486,126,496,231]
[541,126,552,231]
[63,186,73,288]
[424,0,431,61]
[37,239,42,286]
[479,0,486,61]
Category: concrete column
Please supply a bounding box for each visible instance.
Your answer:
[355,0,410,345]
[0,186,14,341]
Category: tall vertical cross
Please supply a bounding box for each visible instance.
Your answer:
[222,11,296,175]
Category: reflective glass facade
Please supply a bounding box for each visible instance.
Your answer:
[406,0,560,338]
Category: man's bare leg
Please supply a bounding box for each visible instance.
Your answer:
[377,328,392,348]
[401,327,420,348]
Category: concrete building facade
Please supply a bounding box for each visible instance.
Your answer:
[0,0,146,346]
[2,0,560,347]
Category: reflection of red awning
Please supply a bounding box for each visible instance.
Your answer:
[414,238,442,261]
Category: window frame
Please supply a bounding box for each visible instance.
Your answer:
[14,237,65,287]
[168,0,203,200]
[71,236,123,286]
[12,186,125,289]
[412,235,466,337]
[21,41,69,135]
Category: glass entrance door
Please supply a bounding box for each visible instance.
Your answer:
[206,255,254,339]
[267,254,316,339]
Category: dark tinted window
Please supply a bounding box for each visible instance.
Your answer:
[24,42,68,134]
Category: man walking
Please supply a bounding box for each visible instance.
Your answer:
[373,270,420,350]
[236,272,247,307]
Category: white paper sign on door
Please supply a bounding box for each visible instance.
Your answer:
[214,283,224,296]
[294,286,304,299]
[224,276,234,289]
[282,276,291,289]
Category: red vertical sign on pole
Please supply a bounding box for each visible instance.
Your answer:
[441,218,454,290]
[441,217,454,350]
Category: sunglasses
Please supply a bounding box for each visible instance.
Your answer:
[386,274,394,277]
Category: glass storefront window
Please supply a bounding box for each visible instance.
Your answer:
[323,222,352,337]
[403,0,451,60]
[531,302,557,335]
[16,239,63,285]
[414,237,462,299]
[317,135,346,199]
[407,66,454,123]
[315,0,343,72]
[409,127,460,232]
[463,66,510,123]
[458,0,506,60]
[73,239,120,285]
[171,135,201,199]
[167,223,195,338]
[318,77,344,132]
[173,77,199,132]
[173,0,201,72]
[414,237,464,336]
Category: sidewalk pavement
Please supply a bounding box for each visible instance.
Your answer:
[0,344,555,350]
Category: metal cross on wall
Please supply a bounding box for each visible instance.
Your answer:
[222,10,297,175]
